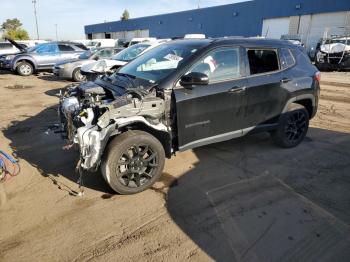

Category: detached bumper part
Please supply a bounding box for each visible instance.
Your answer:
[76,125,115,171]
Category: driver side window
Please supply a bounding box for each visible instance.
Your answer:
[36,44,59,54]
[188,47,241,83]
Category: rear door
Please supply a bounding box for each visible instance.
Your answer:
[58,44,79,63]
[244,48,289,127]
[174,46,249,151]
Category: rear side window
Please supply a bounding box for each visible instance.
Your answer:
[74,44,88,50]
[189,47,241,83]
[280,48,295,69]
[58,44,75,52]
[247,49,279,75]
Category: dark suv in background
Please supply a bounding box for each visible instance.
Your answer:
[59,38,320,194]
[0,41,87,76]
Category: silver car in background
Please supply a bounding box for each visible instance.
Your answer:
[53,47,123,82]
[2,41,87,76]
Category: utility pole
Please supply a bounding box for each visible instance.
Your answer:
[32,0,39,39]
[55,24,58,41]
[197,0,200,9]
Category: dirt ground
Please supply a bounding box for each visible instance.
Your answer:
[0,70,349,262]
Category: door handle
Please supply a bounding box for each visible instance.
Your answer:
[281,78,291,84]
[229,86,247,93]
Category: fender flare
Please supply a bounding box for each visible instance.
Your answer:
[12,56,37,70]
[282,94,315,113]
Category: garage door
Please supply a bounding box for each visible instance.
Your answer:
[262,17,290,39]
[306,11,350,50]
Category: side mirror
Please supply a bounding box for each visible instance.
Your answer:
[180,72,209,87]
[94,56,99,61]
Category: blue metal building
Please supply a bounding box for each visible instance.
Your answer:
[85,0,350,49]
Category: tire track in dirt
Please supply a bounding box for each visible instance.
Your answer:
[73,211,168,262]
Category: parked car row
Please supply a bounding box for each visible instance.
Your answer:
[0,38,169,80]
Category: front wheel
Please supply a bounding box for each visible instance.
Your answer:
[271,104,309,148]
[72,68,86,82]
[16,61,34,76]
[101,130,165,195]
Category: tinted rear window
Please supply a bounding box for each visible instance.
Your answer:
[74,44,88,50]
[247,49,279,75]
[58,44,75,51]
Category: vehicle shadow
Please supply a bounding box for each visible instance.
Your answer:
[2,105,113,194]
[166,128,350,262]
[0,69,14,76]
[37,74,73,83]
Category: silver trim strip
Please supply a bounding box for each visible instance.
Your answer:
[179,126,255,151]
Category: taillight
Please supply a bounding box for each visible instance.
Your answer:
[314,71,321,82]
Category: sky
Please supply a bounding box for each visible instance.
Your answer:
[0,0,247,40]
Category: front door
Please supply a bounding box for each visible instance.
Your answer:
[34,43,60,69]
[174,47,249,151]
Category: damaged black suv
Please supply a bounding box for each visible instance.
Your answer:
[59,38,320,194]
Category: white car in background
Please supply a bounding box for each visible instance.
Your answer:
[0,39,29,55]
[81,41,163,81]
[184,34,206,39]
[128,37,157,46]
[85,39,118,49]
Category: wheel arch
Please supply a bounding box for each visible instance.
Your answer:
[14,58,36,70]
[282,94,315,119]
[103,120,172,159]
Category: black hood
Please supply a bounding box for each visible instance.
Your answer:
[5,38,26,51]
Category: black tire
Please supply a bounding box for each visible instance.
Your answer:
[101,130,165,195]
[72,68,86,82]
[271,104,309,148]
[16,61,34,76]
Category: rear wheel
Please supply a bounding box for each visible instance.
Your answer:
[72,68,86,82]
[101,130,165,195]
[16,61,34,76]
[271,104,309,148]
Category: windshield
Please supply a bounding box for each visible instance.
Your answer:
[119,42,205,83]
[112,43,150,62]
[26,43,45,52]
[79,49,97,59]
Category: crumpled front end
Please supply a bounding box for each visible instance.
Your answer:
[316,42,350,70]
[58,81,167,171]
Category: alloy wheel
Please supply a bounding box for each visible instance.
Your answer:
[20,64,32,75]
[284,111,307,142]
[117,144,158,188]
